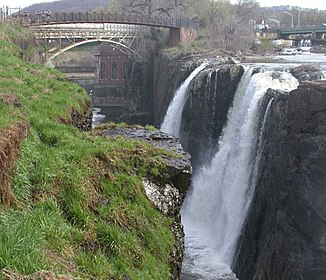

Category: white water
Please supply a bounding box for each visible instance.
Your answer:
[92,107,105,128]
[161,63,207,137]
[180,67,299,279]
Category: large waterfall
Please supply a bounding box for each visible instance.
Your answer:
[161,63,207,137]
[162,65,299,279]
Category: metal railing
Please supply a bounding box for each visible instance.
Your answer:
[12,11,198,29]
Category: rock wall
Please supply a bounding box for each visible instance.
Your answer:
[180,64,244,166]
[152,52,201,127]
[234,81,326,280]
[122,60,155,124]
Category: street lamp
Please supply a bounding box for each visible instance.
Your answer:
[283,11,294,27]
[267,18,280,28]
[298,8,301,27]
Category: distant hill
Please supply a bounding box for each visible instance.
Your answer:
[21,0,109,13]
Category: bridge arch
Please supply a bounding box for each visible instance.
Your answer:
[47,38,142,62]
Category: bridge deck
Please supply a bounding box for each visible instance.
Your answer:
[17,11,198,29]
[279,25,326,35]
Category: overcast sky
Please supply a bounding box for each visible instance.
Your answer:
[1,0,326,11]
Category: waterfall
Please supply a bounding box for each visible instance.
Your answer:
[181,66,299,279]
[161,63,207,137]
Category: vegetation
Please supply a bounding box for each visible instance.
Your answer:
[0,23,176,280]
[17,0,326,54]
[20,0,109,13]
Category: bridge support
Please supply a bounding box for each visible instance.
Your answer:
[169,27,197,46]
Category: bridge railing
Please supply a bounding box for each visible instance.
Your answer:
[15,11,198,29]
[32,24,151,34]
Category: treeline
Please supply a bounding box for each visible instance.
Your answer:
[107,0,326,51]
[21,0,326,52]
[21,0,109,13]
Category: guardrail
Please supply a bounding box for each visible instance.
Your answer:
[13,11,198,29]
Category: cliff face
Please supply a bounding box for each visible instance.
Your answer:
[152,52,201,127]
[234,81,326,280]
[180,64,244,166]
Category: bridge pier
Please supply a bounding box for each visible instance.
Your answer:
[169,27,197,46]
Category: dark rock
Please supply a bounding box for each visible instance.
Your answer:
[180,64,244,166]
[310,46,326,54]
[153,51,233,128]
[152,52,201,127]
[290,64,323,82]
[70,100,92,131]
[234,81,326,280]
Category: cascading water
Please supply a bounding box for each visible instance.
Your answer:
[161,63,207,137]
[179,66,299,279]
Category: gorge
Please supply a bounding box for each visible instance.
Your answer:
[1,2,326,278]
[94,52,326,279]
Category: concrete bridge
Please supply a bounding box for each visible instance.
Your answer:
[264,25,326,40]
[279,25,326,39]
[17,11,198,60]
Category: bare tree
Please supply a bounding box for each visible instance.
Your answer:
[110,0,195,17]
[204,0,258,51]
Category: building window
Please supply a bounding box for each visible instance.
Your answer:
[123,62,128,80]
[111,62,118,80]
[100,62,106,80]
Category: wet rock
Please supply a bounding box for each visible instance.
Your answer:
[234,81,326,280]
[310,45,326,54]
[290,64,323,82]
[153,51,232,127]
[180,64,244,166]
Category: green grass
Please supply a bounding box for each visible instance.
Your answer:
[0,24,177,279]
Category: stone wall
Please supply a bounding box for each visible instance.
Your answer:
[169,27,198,46]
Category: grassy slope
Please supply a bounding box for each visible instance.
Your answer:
[0,23,174,280]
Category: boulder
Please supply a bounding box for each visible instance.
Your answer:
[290,64,323,82]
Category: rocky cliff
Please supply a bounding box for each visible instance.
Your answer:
[98,127,192,279]
[152,51,203,127]
[180,63,244,166]
[234,81,326,280]
[152,50,244,165]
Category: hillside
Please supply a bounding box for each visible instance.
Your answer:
[21,0,109,13]
[0,22,184,280]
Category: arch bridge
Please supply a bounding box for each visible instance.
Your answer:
[18,11,198,61]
